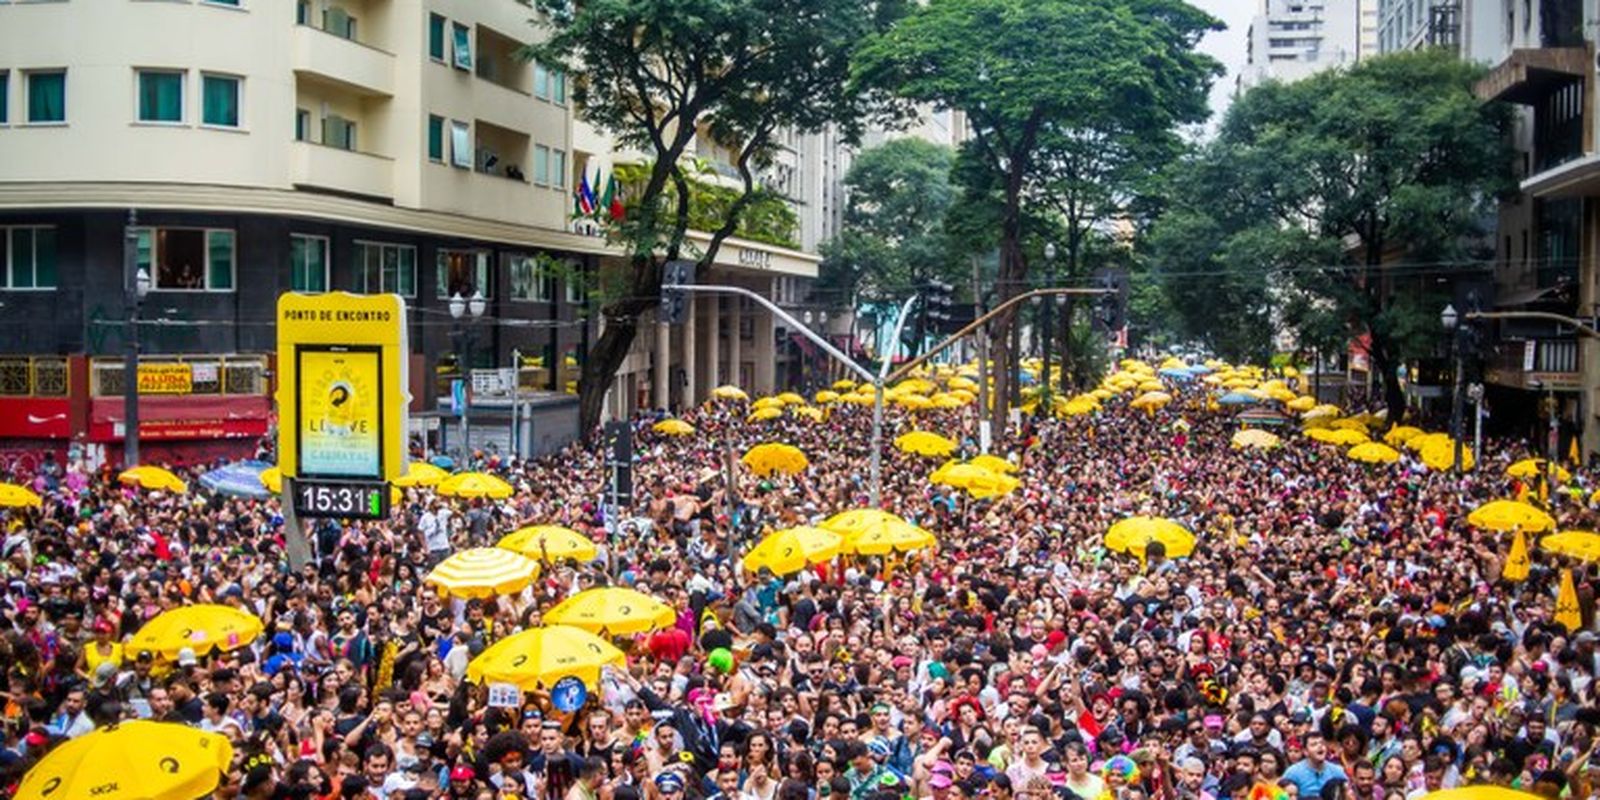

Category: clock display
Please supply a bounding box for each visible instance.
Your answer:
[294,480,389,519]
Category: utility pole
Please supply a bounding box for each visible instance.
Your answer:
[122,210,145,468]
[973,255,990,453]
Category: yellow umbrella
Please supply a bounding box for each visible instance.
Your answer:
[1329,417,1369,431]
[118,465,187,493]
[792,406,824,421]
[437,471,515,499]
[776,392,806,406]
[1306,427,1368,446]
[1507,458,1571,483]
[948,376,978,391]
[544,587,676,634]
[895,378,936,395]
[1137,380,1165,392]
[392,461,450,488]
[652,419,696,436]
[15,720,234,800]
[129,604,264,660]
[969,454,1018,474]
[815,390,841,404]
[1467,499,1555,533]
[895,431,958,458]
[832,379,857,391]
[1419,438,1475,471]
[930,462,1019,499]
[712,385,749,401]
[742,526,843,575]
[1383,425,1426,447]
[932,393,968,409]
[1104,517,1195,559]
[1504,529,1531,582]
[466,624,626,691]
[1540,531,1600,563]
[897,393,933,410]
[1404,431,1451,452]
[752,397,786,411]
[741,443,809,476]
[1129,391,1172,410]
[1347,442,1401,464]
[1303,404,1341,421]
[425,548,540,599]
[258,466,283,494]
[1557,567,1582,632]
[1416,788,1541,800]
[0,482,42,508]
[497,525,598,563]
[1285,396,1316,412]
[840,520,937,555]
[1231,429,1281,450]
[819,508,905,537]
[748,407,784,422]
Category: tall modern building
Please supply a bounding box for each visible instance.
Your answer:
[0,0,825,466]
[1239,0,1364,89]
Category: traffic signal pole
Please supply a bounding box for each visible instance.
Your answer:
[886,288,1114,385]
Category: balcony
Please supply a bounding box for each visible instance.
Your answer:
[292,23,395,97]
[1485,337,1582,391]
[290,140,393,200]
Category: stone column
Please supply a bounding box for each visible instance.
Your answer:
[754,304,776,395]
[683,295,698,406]
[654,317,670,411]
[704,295,721,391]
[727,299,743,390]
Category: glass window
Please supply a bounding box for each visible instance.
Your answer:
[27,71,65,123]
[204,0,242,6]
[356,242,416,296]
[6,227,57,290]
[138,228,234,291]
[323,6,356,39]
[508,255,552,302]
[534,145,550,186]
[427,115,444,162]
[452,23,472,70]
[295,108,310,141]
[552,149,566,188]
[449,120,470,168]
[137,70,184,123]
[207,230,235,290]
[534,63,549,100]
[290,234,328,292]
[297,0,310,24]
[201,74,240,127]
[428,13,446,61]
[437,249,489,299]
[324,114,356,150]
[552,71,566,105]
[565,266,586,305]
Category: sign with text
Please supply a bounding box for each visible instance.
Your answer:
[137,364,193,395]
[276,293,409,482]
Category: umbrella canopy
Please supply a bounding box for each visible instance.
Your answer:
[1404,431,1451,452]
[1130,391,1173,410]
[897,393,933,410]
[1231,429,1281,450]
[742,526,843,575]
[196,460,273,498]
[1383,425,1426,447]
[1307,427,1369,446]
[1506,458,1571,483]
[818,509,905,537]
[1415,789,1541,800]
[792,406,824,422]
[947,376,978,391]
[1329,417,1369,431]
[930,462,1019,499]
[118,465,187,493]
[1347,442,1401,464]
[1105,517,1195,559]
[751,397,786,411]
[895,431,958,458]
[1217,391,1260,406]
[130,604,264,660]
[1419,438,1475,471]
[776,392,807,406]
[544,587,676,635]
[1467,500,1555,533]
[741,443,809,476]
[425,548,539,599]
[465,625,625,691]
[0,482,43,508]
[15,720,233,800]
[1303,404,1341,420]
[969,454,1019,475]
[392,461,450,488]
[814,390,841,404]
[747,407,784,422]
[437,472,514,499]
[259,466,283,494]
[711,385,749,401]
[497,526,598,564]
[831,379,857,391]
[839,520,937,555]
[1285,396,1316,412]
[1541,531,1600,562]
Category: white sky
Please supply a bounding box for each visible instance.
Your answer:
[1190,0,1256,131]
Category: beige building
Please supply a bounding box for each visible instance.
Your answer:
[0,0,822,461]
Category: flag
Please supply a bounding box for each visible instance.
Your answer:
[606,175,625,221]
[597,172,614,220]
[1504,529,1530,583]
[1571,436,1580,465]
[1556,567,1582,632]
[575,171,595,216]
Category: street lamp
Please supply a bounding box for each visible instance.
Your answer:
[1442,303,1465,473]
[122,211,151,468]
[1039,242,1057,413]
[450,290,486,456]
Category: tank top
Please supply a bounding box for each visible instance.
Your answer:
[85,642,123,673]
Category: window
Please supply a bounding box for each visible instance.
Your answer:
[201,74,240,127]
[297,0,310,24]
[534,145,550,185]
[5,227,57,290]
[552,71,566,105]
[452,23,472,70]
[551,149,566,188]
[534,63,549,99]
[136,228,235,291]
[323,114,356,150]
[324,6,357,40]
[437,249,490,299]
[565,269,586,305]
[427,115,444,162]
[203,0,242,6]
[1,72,8,125]
[508,255,553,302]
[295,108,310,141]
[290,234,328,292]
[428,14,447,61]
[449,120,470,168]
[137,70,184,123]
[26,71,65,124]
[354,241,416,296]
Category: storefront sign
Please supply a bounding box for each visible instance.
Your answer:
[138,364,193,395]
[737,248,773,268]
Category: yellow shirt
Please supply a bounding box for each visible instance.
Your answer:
[85,642,123,673]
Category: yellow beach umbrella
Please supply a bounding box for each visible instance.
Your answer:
[819,508,904,537]
[777,392,806,406]
[15,720,233,800]
[392,461,450,488]
[748,407,784,422]
[752,397,785,411]
[1285,396,1316,412]
[742,526,843,575]
[895,378,936,395]
[1541,531,1600,563]
[792,406,824,421]
[466,624,626,691]
[1405,431,1451,452]
[1419,438,1474,471]
[1303,404,1341,421]
[652,419,696,436]
[897,393,933,410]
[425,548,539,599]
[118,465,187,493]
[969,454,1018,474]
[0,482,42,508]
[1231,429,1281,450]
[832,379,857,391]
[545,587,676,635]
[1467,499,1555,533]
[1507,458,1571,483]
[1347,442,1401,464]
[840,520,936,555]
[437,471,515,499]
[895,431,958,458]
[1384,426,1426,447]
[1416,788,1541,800]
[712,385,750,401]
[1129,391,1172,410]
[1329,417,1369,431]
[948,376,978,391]
[815,390,841,404]
[129,604,264,660]
[742,443,808,476]
[498,525,598,563]
[1306,427,1368,446]
[932,393,968,409]
[258,466,283,494]
[1105,517,1195,559]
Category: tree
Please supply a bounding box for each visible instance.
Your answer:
[1149,50,1512,417]
[528,0,895,434]
[853,0,1219,421]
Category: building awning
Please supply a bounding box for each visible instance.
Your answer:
[1475,47,1589,104]
[1522,152,1600,197]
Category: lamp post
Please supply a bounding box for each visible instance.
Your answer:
[122,211,151,467]
[1039,242,1057,413]
[1442,303,1465,473]
[450,290,486,456]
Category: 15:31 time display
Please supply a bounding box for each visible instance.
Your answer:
[294,480,389,519]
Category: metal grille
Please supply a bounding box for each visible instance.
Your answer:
[224,360,264,395]
[32,358,67,397]
[0,359,30,396]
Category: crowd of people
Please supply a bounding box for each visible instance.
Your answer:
[2,366,1598,800]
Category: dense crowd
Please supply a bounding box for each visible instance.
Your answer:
[2,373,1598,800]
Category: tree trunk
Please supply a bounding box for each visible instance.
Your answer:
[1370,336,1406,423]
[577,313,640,437]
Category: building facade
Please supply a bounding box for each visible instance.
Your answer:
[1239,0,1365,89]
[0,0,821,467]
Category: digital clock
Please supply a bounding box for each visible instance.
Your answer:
[294,479,390,519]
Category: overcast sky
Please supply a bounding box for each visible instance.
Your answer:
[1191,0,1255,131]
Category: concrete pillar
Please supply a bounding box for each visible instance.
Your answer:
[728,300,743,390]
[654,318,670,411]
[754,304,776,395]
[682,297,698,406]
[704,295,721,391]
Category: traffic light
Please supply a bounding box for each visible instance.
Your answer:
[1091,269,1128,333]
[924,279,954,334]
[659,259,695,324]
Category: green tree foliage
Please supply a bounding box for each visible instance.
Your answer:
[818,138,958,303]
[614,163,799,249]
[527,0,894,431]
[853,0,1219,420]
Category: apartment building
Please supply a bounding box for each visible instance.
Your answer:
[0,0,822,465]
[1239,0,1365,89]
